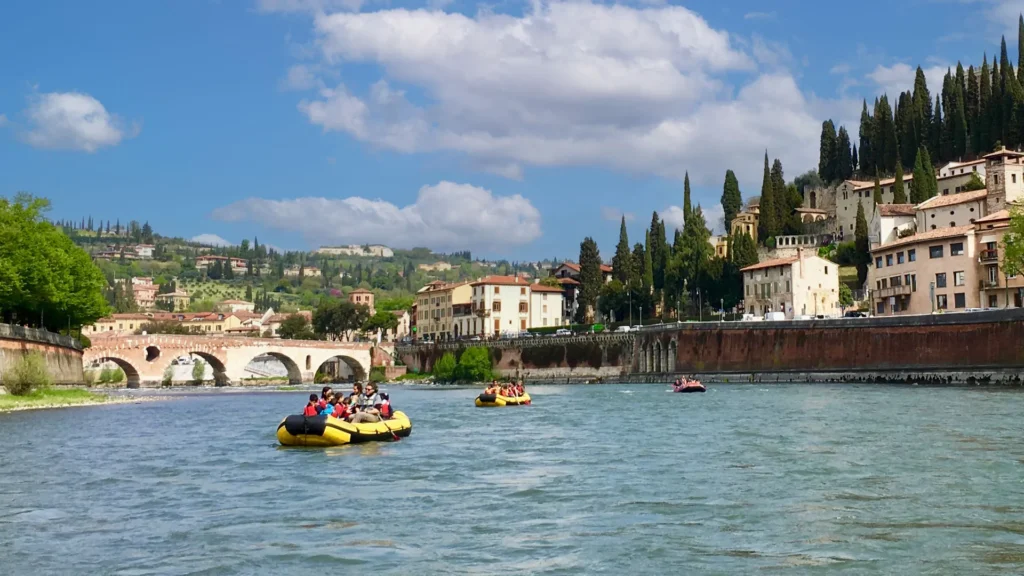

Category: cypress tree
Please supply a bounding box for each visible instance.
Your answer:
[721,169,742,231]
[655,218,668,292]
[922,147,938,199]
[836,126,853,180]
[991,58,1003,147]
[1019,15,1024,82]
[898,91,917,168]
[980,55,992,153]
[854,201,869,287]
[967,65,980,155]
[954,64,969,158]
[859,100,875,177]
[911,147,927,204]
[771,158,787,231]
[913,66,932,151]
[930,94,943,161]
[873,173,883,205]
[892,161,908,204]
[757,152,776,243]
[612,216,632,285]
[577,237,601,323]
[643,230,654,297]
[874,95,898,173]
[683,171,693,224]
[819,120,838,182]
[631,243,645,288]
[852,143,859,172]
[729,232,758,269]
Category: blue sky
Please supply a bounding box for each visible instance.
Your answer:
[1,0,1020,260]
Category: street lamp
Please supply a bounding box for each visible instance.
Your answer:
[929,281,935,313]
[720,298,724,322]
[698,289,702,322]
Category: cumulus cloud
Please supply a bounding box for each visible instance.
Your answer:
[600,207,635,222]
[660,203,725,234]
[281,64,321,91]
[191,234,233,247]
[279,4,860,188]
[867,63,946,98]
[23,92,136,152]
[829,63,851,75]
[211,181,542,252]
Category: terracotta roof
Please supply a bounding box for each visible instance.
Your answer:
[942,159,986,168]
[871,225,974,252]
[554,262,612,273]
[268,311,312,323]
[530,284,565,293]
[845,180,874,188]
[740,257,798,272]
[349,288,373,294]
[916,190,987,210]
[97,313,152,322]
[878,204,916,217]
[471,275,529,287]
[556,277,580,285]
[795,207,827,214]
[975,209,1010,224]
[221,299,252,305]
[853,175,912,191]
[983,147,1024,159]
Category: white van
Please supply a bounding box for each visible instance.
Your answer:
[764,312,786,321]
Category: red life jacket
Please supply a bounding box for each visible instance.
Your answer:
[303,404,318,417]
[380,402,392,419]
[332,404,348,419]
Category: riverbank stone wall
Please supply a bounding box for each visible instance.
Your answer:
[0,324,85,386]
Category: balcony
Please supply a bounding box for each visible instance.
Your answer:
[980,249,999,262]
[980,278,1001,290]
[875,284,912,298]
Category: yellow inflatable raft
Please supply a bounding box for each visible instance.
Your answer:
[276,411,412,446]
[475,392,532,407]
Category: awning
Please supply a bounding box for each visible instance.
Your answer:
[980,235,997,244]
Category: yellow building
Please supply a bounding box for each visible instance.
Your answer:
[415,280,472,341]
[730,205,759,241]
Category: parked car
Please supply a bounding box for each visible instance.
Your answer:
[469,335,482,342]
[764,312,786,321]
[794,314,813,321]
[614,325,632,333]
[517,331,534,338]
[843,311,867,318]
[554,328,572,337]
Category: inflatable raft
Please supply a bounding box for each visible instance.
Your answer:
[673,384,706,393]
[475,392,532,407]
[276,411,412,446]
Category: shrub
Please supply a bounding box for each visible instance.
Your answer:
[369,366,386,383]
[432,352,457,382]
[454,346,494,382]
[3,352,52,395]
[834,242,858,266]
[162,365,174,387]
[192,359,206,385]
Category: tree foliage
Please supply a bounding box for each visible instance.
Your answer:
[278,314,316,340]
[432,351,457,382]
[0,194,109,330]
[453,346,494,382]
[576,237,601,323]
[854,201,870,287]
[313,299,370,341]
[721,170,743,231]
[611,217,632,285]
[892,162,908,204]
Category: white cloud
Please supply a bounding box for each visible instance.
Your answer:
[744,11,776,20]
[0,114,7,127]
[660,203,725,235]
[600,207,635,222]
[282,3,858,189]
[211,181,542,252]
[829,63,851,75]
[23,92,136,152]
[192,234,233,247]
[281,64,321,91]
[257,0,362,13]
[867,63,946,98]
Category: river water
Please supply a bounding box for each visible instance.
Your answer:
[2,383,1024,574]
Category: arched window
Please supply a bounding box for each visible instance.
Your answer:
[305,355,311,370]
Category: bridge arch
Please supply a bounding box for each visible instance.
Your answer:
[313,355,368,383]
[239,351,303,385]
[170,351,230,386]
[91,357,142,389]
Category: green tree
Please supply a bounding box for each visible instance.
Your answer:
[577,237,601,323]
[892,162,908,203]
[597,279,630,323]
[313,299,370,341]
[962,172,985,191]
[874,95,898,174]
[819,120,837,182]
[859,100,875,177]
[721,170,743,231]
[611,216,632,285]
[852,143,859,171]
[278,314,316,340]
[839,284,854,310]
[873,173,883,205]
[244,285,253,302]
[757,153,776,243]
[362,311,399,338]
[454,346,494,382]
[642,231,654,299]
[912,66,932,155]
[729,232,759,269]
[911,146,937,203]
[854,201,870,286]
[432,352,457,382]
[192,358,206,385]
[836,125,853,181]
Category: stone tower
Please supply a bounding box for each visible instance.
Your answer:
[984,147,1024,214]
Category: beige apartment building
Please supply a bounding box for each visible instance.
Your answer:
[464,276,566,337]
[741,250,840,319]
[414,280,471,341]
[916,190,987,232]
[868,226,980,315]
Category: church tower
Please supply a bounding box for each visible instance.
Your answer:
[984,147,1024,214]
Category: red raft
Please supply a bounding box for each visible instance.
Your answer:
[673,380,706,393]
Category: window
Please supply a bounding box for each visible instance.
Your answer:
[1014,174,1018,184]
[494,286,500,294]
[954,271,965,286]
[542,305,548,314]
[785,280,790,292]
[950,242,964,256]
[875,256,883,269]
[494,319,500,332]
[943,188,949,194]
[897,251,905,264]
[825,266,829,275]
[936,295,948,310]
[996,174,1000,184]
[929,246,944,259]
[909,249,916,262]
[936,273,947,288]
[881,278,888,289]
[518,302,528,313]
[954,293,966,308]
[520,287,526,295]
[989,294,999,307]
[905,273,912,287]
[885,255,893,267]
[876,280,881,290]
[746,285,750,296]
[877,301,886,314]
[492,301,501,312]
[891,276,901,287]
[521,319,527,330]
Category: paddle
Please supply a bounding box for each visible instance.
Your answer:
[377,391,399,441]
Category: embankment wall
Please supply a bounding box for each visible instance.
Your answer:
[0,324,84,386]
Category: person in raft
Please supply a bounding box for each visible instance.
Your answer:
[346,383,363,406]
[318,386,334,411]
[303,394,319,417]
[483,380,500,395]
[348,382,384,424]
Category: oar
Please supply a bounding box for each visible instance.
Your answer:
[380,412,399,441]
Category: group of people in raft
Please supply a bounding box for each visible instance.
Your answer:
[482,379,529,402]
[302,383,394,423]
[673,377,705,391]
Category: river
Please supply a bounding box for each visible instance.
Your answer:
[2,383,1024,574]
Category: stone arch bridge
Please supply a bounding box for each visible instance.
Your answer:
[84,335,375,387]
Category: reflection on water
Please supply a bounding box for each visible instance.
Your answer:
[2,384,1024,574]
